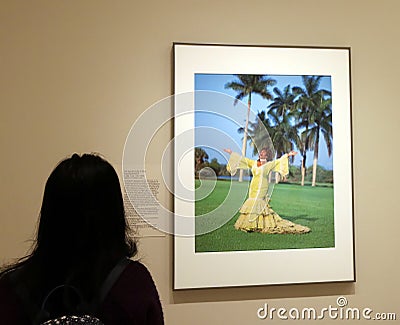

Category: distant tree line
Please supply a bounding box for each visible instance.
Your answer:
[195,147,230,177]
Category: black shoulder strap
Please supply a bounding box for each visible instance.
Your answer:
[97,257,131,306]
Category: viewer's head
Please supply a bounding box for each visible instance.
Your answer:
[35,153,135,263]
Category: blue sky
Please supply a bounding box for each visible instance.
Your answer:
[194,74,333,170]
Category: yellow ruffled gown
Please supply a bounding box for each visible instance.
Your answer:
[227,152,310,234]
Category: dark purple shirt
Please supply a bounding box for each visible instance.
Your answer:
[0,261,164,325]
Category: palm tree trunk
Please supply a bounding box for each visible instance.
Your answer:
[301,153,306,186]
[311,129,320,187]
[239,94,252,182]
[239,138,246,182]
[300,125,309,187]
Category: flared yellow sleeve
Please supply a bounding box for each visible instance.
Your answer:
[227,152,255,176]
[269,154,289,176]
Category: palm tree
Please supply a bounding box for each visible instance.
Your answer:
[242,109,299,184]
[267,109,299,159]
[238,110,274,157]
[305,95,332,186]
[268,85,296,119]
[225,75,276,181]
[293,76,331,186]
[241,108,297,156]
[266,84,299,158]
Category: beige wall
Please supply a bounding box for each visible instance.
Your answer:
[1,0,399,323]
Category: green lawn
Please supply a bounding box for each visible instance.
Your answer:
[195,179,334,252]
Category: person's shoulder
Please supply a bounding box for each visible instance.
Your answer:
[106,259,160,307]
[101,260,163,324]
[117,260,156,288]
[127,259,150,272]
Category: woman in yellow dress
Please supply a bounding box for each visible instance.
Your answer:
[223,148,310,234]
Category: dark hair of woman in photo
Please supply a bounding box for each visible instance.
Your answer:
[256,147,274,167]
[0,153,164,325]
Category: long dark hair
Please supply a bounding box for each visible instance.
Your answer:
[1,153,136,305]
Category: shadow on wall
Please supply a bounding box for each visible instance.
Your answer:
[172,282,355,304]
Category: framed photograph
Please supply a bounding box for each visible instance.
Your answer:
[173,43,354,289]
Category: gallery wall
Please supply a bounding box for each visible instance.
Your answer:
[1,0,399,324]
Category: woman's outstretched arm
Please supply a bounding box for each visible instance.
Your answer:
[224,149,255,175]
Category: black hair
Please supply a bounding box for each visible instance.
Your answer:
[1,153,136,307]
